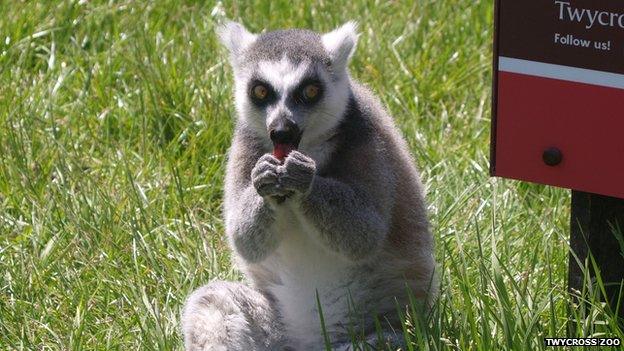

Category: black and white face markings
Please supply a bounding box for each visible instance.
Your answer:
[220,24,356,151]
[247,71,325,110]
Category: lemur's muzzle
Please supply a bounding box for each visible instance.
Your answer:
[269,118,301,162]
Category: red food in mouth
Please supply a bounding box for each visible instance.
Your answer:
[273,143,295,162]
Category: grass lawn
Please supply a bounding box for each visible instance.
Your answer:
[1,1,622,350]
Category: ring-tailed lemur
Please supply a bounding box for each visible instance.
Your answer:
[181,21,437,351]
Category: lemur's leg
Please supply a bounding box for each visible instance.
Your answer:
[181,280,286,351]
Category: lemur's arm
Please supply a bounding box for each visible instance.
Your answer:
[301,177,390,260]
[225,185,275,263]
[224,151,290,263]
[280,151,394,261]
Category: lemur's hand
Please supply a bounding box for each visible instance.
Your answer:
[279,151,316,196]
[251,154,291,198]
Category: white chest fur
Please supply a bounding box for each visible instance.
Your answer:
[259,202,355,349]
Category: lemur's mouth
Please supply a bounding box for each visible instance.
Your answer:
[273,143,295,161]
[272,137,300,162]
[269,123,302,162]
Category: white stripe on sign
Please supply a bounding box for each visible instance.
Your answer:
[498,56,624,90]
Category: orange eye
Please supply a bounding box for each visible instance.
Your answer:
[252,84,268,100]
[302,84,320,100]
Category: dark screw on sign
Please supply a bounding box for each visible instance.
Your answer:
[543,147,563,166]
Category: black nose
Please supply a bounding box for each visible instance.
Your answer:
[270,129,294,144]
[269,119,300,145]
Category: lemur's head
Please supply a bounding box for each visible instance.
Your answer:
[218,21,358,159]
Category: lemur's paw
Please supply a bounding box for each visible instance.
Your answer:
[251,154,291,198]
[279,151,316,195]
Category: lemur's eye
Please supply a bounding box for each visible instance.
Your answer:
[252,84,269,101]
[248,80,276,106]
[298,82,323,104]
[302,84,320,101]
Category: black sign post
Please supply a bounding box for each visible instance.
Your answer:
[569,191,624,320]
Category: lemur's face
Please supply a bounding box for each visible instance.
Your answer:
[219,22,358,157]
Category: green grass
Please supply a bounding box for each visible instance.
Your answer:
[0,1,622,350]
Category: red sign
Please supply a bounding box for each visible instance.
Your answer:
[491,0,624,199]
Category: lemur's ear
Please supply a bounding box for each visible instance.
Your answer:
[217,21,257,65]
[322,21,358,73]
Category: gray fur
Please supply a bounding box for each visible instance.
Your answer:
[182,21,437,350]
[244,29,331,68]
[278,151,316,196]
[181,281,287,351]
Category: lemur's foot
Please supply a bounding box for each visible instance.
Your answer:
[181,281,286,351]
